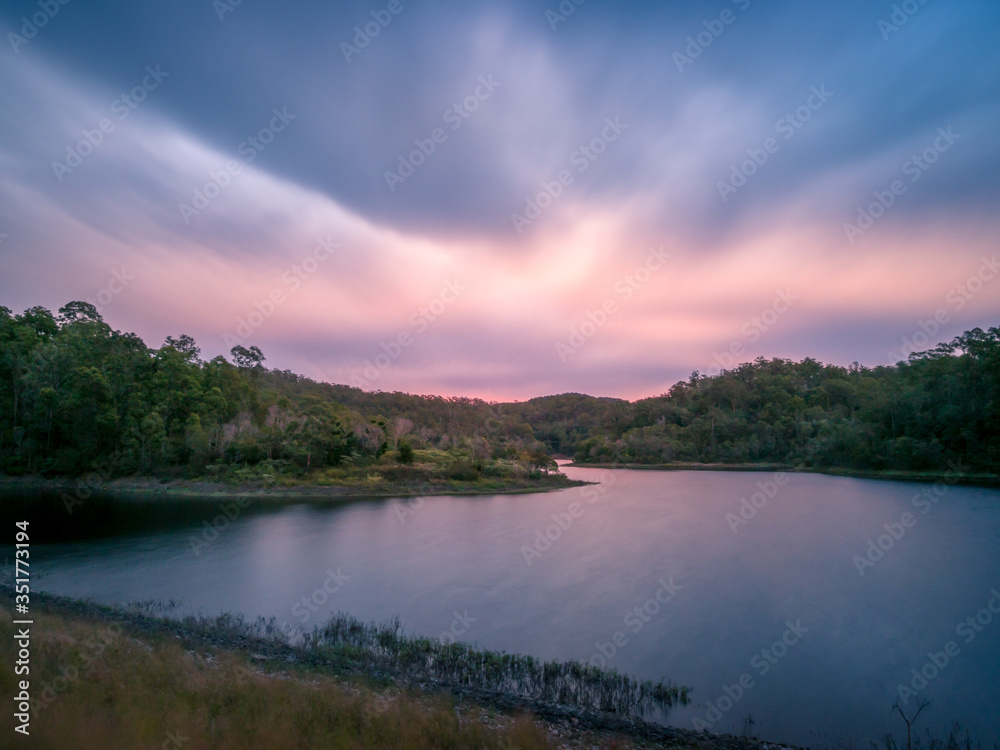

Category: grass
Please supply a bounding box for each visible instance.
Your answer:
[0,605,560,749]
[108,606,689,719]
[870,727,999,750]
[0,589,697,749]
[299,614,689,717]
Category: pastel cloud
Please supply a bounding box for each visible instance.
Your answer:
[0,0,998,400]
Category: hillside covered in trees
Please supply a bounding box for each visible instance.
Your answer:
[1,301,998,482]
[548,332,1000,473]
[0,302,557,487]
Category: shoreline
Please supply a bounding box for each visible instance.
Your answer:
[0,473,588,501]
[566,462,1000,488]
[3,586,804,750]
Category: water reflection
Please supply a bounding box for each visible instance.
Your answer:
[5,468,1000,747]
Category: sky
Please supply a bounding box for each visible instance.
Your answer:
[1,0,999,401]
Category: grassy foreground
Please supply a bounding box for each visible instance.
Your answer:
[0,605,558,749]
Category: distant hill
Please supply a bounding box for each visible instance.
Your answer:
[2,301,998,479]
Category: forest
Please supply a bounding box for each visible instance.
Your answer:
[0,302,555,485]
[1,301,998,481]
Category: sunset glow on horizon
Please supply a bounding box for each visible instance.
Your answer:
[2,1,998,401]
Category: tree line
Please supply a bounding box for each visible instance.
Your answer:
[1,301,997,478]
[0,302,552,480]
[526,328,1000,473]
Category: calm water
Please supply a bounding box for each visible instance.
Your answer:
[4,466,1000,747]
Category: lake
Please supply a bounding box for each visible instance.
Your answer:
[5,465,1000,747]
